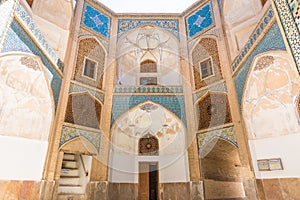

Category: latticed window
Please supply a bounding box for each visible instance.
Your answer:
[139,134,159,156]
[140,77,157,85]
[83,58,97,79]
[140,60,157,73]
[200,58,213,79]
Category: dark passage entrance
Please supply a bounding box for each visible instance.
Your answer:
[149,164,158,200]
[139,162,158,200]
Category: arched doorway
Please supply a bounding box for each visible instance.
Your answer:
[109,101,189,199]
[200,138,245,199]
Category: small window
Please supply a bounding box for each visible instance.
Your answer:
[200,58,214,79]
[140,60,157,73]
[140,77,157,85]
[83,58,97,79]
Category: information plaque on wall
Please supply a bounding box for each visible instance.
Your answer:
[257,158,283,171]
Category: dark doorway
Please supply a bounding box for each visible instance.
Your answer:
[149,164,158,200]
[138,162,158,200]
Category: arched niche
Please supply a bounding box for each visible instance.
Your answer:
[0,53,54,180]
[196,92,232,130]
[109,101,189,183]
[242,52,300,139]
[200,138,244,199]
[191,37,222,90]
[116,25,181,86]
[0,53,54,141]
[73,37,106,90]
[65,93,102,129]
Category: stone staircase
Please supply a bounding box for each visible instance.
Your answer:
[57,153,85,200]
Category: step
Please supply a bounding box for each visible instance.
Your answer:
[63,154,76,161]
[57,194,85,200]
[61,169,80,177]
[62,161,78,169]
[58,186,84,195]
[59,177,81,186]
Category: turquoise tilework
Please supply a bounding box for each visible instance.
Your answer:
[197,125,237,153]
[288,0,300,32]
[2,19,62,108]
[118,19,179,39]
[15,3,64,71]
[234,22,286,106]
[60,124,101,152]
[82,3,110,39]
[232,7,275,72]
[111,95,186,126]
[186,1,214,38]
[114,85,183,94]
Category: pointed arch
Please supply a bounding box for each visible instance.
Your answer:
[0,52,55,141]
[74,37,106,90]
[191,37,223,90]
[195,91,232,130]
[242,51,300,139]
[64,93,102,129]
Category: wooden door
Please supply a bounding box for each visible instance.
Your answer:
[138,162,149,200]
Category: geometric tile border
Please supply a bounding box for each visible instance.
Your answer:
[60,123,101,152]
[232,7,275,72]
[234,22,286,105]
[274,0,300,74]
[69,81,105,104]
[114,85,184,94]
[111,95,187,127]
[14,3,64,72]
[196,125,237,153]
[118,19,179,39]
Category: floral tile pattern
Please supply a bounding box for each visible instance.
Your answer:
[186,1,214,38]
[118,19,179,39]
[82,3,110,39]
[60,124,101,152]
[197,125,237,152]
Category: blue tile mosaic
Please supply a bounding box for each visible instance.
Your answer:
[234,22,286,106]
[60,124,101,152]
[232,7,275,72]
[186,1,214,38]
[118,19,179,39]
[114,85,183,94]
[197,125,237,153]
[275,0,300,74]
[111,95,186,126]
[82,3,110,39]
[2,19,62,108]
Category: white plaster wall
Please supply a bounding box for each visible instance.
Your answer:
[0,136,48,180]
[116,25,181,86]
[109,102,190,183]
[249,133,300,179]
[109,149,190,183]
